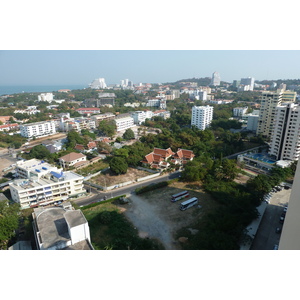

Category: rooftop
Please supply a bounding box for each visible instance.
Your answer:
[59,152,86,162]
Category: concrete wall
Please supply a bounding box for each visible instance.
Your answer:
[136,173,161,182]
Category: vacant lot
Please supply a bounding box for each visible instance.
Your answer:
[121,181,219,249]
[90,168,152,187]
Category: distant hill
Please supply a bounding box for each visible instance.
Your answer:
[163,77,230,87]
[256,79,300,87]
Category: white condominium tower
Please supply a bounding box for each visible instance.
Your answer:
[240,77,255,91]
[211,71,220,86]
[89,78,107,89]
[269,103,300,161]
[191,105,214,130]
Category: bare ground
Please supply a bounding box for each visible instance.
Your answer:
[120,181,219,250]
[91,168,151,186]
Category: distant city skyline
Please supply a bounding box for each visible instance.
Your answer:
[1,50,300,86]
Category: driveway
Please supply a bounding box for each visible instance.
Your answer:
[250,188,291,250]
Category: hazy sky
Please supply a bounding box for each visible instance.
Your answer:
[1,50,300,86]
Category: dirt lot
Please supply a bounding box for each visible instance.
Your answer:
[0,155,18,174]
[90,168,152,187]
[120,181,219,250]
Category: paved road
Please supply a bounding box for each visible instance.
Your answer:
[74,171,182,207]
[250,188,291,250]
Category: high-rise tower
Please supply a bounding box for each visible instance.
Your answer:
[211,72,220,86]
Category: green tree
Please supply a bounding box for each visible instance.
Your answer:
[109,156,128,174]
[29,145,52,160]
[98,120,116,138]
[122,128,135,140]
[0,200,20,249]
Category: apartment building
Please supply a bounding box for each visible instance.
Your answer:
[9,159,85,209]
[114,116,135,132]
[233,107,248,117]
[59,117,96,132]
[91,113,115,126]
[76,108,101,115]
[191,105,214,130]
[269,103,300,161]
[257,90,296,139]
[240,77,255,91]
[146,99,166,109]
[20,121,56,138]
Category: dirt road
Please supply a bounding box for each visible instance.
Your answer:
[124,194,175,249]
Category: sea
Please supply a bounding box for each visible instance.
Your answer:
[0,85,87,96]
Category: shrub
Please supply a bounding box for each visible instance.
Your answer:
[135,181,169,195]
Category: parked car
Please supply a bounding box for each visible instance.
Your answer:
[284,207,288,212]
[280,216,285,223]
[276,227,282,234]
[273,244,279,250]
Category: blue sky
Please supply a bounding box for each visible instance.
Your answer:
[1,50,300,86]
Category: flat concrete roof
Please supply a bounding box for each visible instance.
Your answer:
[64,210,87,228]
[35,207,70,249]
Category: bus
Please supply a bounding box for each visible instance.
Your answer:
[179,197,198,211]
[171,190,189,202]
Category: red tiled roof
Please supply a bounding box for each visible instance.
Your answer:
[153,147,174,158]
[174,149,195,160]
[74,160,89,168]
[74,144,85,151]
[0,123,18,129]
[87,141,97,149]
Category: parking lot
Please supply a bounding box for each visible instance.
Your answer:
[250,187,291,250]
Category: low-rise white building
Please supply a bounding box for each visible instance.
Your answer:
[233,107,248,117]
[132,111,146,125]
[32,202,93,250]
[20,121,56,138]
[9,159,86,209]
[114,116,135,131]
[38,93,54,102]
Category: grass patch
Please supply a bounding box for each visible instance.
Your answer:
[76,160,110,176]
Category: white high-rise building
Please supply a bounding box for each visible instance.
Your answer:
[89,78,107,89]
[240,77,255,91]
[269,103,300,161]
[211,72,220,86]
[191,105,214,130]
